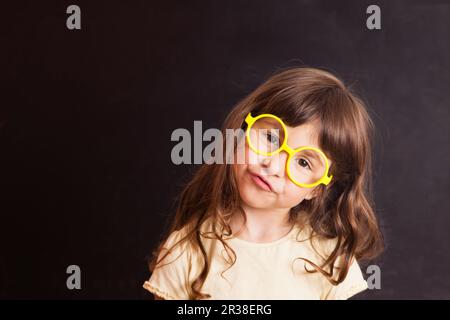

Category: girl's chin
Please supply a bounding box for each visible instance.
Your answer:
[239,187,274,207]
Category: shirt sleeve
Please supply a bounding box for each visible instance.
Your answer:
[322,257,368,300]
[143,229,191,300]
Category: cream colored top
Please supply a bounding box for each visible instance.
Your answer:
[143,218,368,300]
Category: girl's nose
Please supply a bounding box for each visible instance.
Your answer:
[259,151,288,178]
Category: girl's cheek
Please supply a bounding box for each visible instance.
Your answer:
[234,137,248,165]
[235,138,257,166]
[247,148,259,166]
[285,182,308,202]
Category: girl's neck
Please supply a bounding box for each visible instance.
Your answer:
[230,204,294,243]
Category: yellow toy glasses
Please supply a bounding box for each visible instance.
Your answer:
[244,112,333,188]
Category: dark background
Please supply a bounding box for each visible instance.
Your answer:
[2,0,449,299]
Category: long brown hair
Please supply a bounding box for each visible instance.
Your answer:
[148,67,384,299]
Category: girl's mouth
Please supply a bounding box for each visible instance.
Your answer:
[249,172,274,193]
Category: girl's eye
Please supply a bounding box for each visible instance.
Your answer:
[297,158,311,170]
[266,133,279,145]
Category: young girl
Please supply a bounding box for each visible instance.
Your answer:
[143,67,384,300]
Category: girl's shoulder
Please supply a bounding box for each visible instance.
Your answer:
[292,225,368,299]
[291,223,344,262]
[154,223,197,267]
[160,218,218,255]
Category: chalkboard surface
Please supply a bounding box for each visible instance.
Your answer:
[2,0,449,299]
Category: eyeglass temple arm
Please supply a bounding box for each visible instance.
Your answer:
[322,174,333,185]
[244,113,253,125]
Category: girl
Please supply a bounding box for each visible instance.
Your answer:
[143,67,384,300]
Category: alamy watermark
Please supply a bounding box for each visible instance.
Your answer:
[170,121,278,166]
[66,264,81,290]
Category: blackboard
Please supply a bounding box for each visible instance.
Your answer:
[1,0,449,299]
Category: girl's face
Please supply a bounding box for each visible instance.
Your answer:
[234,118,329,210]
